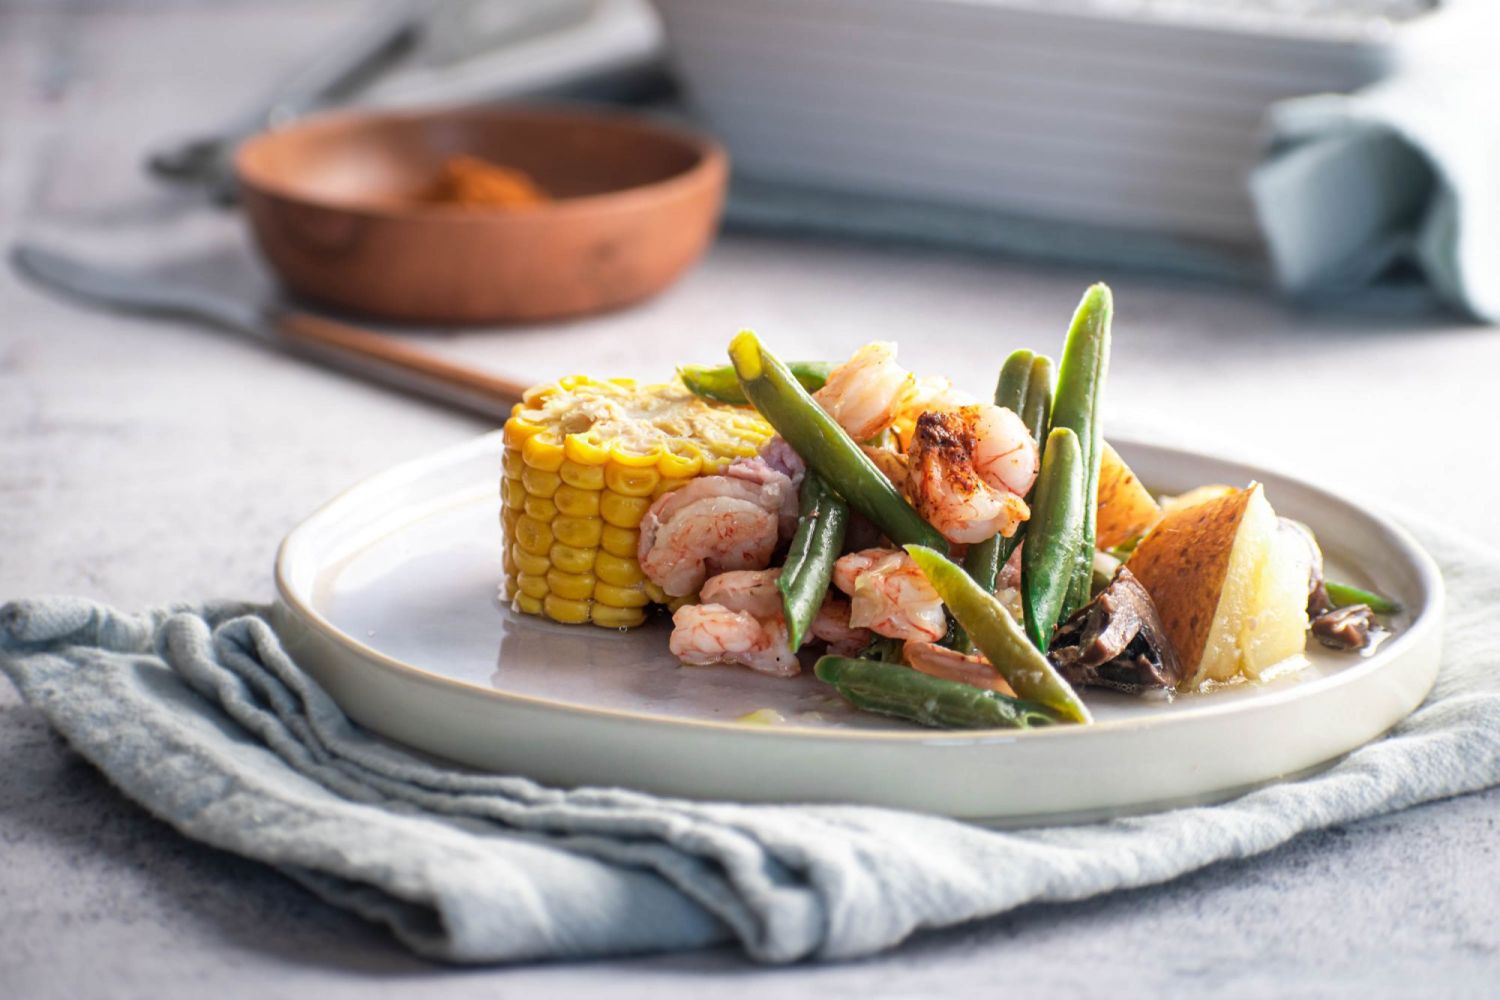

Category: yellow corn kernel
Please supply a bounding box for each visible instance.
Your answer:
[658,449,702,479]
[500,476,524,511]
[501,373,771,628]
[563,435,609,469]
[516,572,549,600]
[594,551,644,587]
[513,545,550,577]
[503,417,541,448]
[605,462,661,498]
[591,605,646,629]
[609,444,663,468]
[600,524,638,558]
[520,466,561,499]
[546,568,596,601]
[554,484,601,518]
[513,515,553,556]
[550,542,595,575]
[543,594,593,624]
[559,459,606,491]
[653,478,690,499]
[522,432,566,471]
[600,492,651,528]
[594,581,649,608]
[523,495,557,522]
[553,515,603,549]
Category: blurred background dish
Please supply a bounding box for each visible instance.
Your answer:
[654,0,1459,259]
[235,104,726,323]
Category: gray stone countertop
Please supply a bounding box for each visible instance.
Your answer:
[2,2,1497,997]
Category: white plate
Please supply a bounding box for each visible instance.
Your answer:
[273,433,1443,824]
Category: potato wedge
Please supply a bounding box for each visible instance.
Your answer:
[1096,442,1162,550]
[1127,483,1309,688]
[1160,484,1235,517]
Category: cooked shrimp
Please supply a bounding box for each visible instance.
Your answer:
[902,640,1016,696]
[638,469,793,597]
[907,404,1039,545]
[669,604,799,677]
[700,568,783,618]
[891,375,979,448]
[832,548,947,642]
[725,456,800,541]
[813,342,914,440]
[809,597,873,656]
[683,572,869,667]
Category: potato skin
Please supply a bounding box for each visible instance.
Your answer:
[1096,442,1163,550]
[1125,486,1254,675]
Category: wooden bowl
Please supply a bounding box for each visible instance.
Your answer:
[234,105,727,324]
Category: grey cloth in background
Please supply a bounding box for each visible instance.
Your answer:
[1251,21,1500,322]
[2,514,1498,965]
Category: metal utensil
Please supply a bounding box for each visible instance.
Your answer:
[11,243,528,422]
[146,0,425,201]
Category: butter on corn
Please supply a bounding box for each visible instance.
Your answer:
[501,375,774,629]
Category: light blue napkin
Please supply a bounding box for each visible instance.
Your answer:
[1251,13,1500,321]
[3,515,1499,965]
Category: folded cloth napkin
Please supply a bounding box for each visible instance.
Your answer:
[1250,7,1500,322]
[3,515,1499,965]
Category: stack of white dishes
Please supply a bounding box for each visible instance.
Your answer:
[653,0,1459,255]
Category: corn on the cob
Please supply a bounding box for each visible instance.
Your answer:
[501,375,774,629]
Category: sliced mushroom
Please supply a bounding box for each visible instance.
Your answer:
[1282,517,1377,651]
[1048,567,1183,693]
[1311,604,1375,651]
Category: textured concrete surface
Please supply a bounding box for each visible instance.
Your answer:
[2,2,1499,997]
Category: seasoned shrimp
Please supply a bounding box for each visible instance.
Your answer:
[891,375,979,448]
[902,640,1017,696]
[832,548,947,642]
[670,604,799,677]
[725,456,800,541]
[907,404,1039,545]
[809,597,874,656]
[638,467,794,597]
[813,342,914,440]
[700,568,783,618]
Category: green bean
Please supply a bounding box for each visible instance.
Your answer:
[994,350,1035,414]
[857,636,906,663]
[1050,283,1113,622]
[1021,355,1055,463]
[814,656,1057,730]
[963,353,1055,594]
[905,545,1091,723]
[777,474,849,649]
[679,361,833,405]
[1325,580,1402,615]
[1021,428,1085,650]
[728,331,948,552]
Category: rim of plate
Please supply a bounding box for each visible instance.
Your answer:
[274,431,1445,745]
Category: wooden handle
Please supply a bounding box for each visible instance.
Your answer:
[270,308,530,422]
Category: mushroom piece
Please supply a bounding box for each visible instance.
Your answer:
[1047,567,1183,693]
[1311,603,1375,650]
[1281,517,1375,652]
